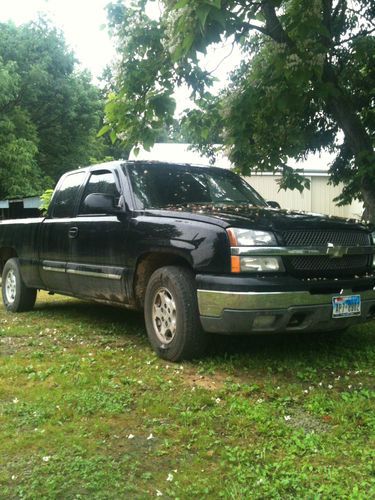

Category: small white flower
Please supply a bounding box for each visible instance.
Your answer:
[215,398,221,404]
[42,456,51,462]
[147,433,154,440]
[156,490,163,497]
[12,398,19,404]
[276,386,280,390]
[348,385,352,389]
[11,475,17,481]
[284,415,291,421]
[328,385,333,389]
[256,398,264,404]
[319,382,323,387]
[146,360,152,365]
[166,473,174,482]
[128,434,135,440]
[303,390,309,394]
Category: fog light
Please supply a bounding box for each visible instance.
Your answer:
[253,315,276,329]
[240,256,284,272]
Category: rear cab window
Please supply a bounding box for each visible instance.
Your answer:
[51,172,86,218]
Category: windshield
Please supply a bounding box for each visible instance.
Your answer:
[125,164,267,209]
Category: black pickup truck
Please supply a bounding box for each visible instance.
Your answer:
[1,161,375,360]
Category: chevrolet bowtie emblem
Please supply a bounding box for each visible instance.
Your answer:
[326,242,346,258]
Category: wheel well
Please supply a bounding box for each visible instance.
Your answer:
[0,248,17,275]
[134,253,192,308]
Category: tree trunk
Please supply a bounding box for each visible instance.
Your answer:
[361,179,375,223]
[322,63,375,223]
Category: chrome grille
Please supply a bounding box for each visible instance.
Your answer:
[282,230,371,277]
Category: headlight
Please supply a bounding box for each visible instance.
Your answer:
[227,227,283,273]
[227,228,277,246]
[240,256,284,272]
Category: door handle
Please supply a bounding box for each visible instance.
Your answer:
[68,227,79,239]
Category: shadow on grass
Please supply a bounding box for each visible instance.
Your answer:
[33,295,375,365]
[34,296,145,336]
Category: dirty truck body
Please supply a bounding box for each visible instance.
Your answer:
[1,161,374,360]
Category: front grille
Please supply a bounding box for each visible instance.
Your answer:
[282,230,371,277]
[282,230,370,247]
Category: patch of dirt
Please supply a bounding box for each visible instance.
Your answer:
[0,337,26,356]
[182,369,229,391]
[285,407,331,433]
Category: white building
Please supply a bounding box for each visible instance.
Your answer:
[130,143,363,220]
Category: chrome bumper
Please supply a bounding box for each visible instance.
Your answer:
[197,287,375,334]
[198,288,375,317]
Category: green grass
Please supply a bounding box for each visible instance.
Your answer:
[0,291,374,499]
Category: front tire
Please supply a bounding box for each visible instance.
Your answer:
[144,266,207,361]
[2,258,37,312]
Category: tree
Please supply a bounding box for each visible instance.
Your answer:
[104,0,375,220]
[0,56,47,198]
[0,19,111,198]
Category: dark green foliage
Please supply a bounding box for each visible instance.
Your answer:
[0,19,116,199]
[104,0,375,219]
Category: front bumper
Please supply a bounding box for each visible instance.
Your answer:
[197,275,375,334]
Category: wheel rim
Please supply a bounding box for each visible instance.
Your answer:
[5,269,17,304]
[152,287,177,344]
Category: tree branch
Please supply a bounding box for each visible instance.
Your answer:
[332,0,347,21]
[336,26,375,46]
[261,0,294,48]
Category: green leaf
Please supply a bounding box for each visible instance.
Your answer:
[197,5,211,29]
[209,8,226,27]
[109,130,117,144]
[172,0,190,10]
[97,124,110,138]
[205,0,221,8]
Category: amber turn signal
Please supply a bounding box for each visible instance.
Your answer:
[231,256,241,273]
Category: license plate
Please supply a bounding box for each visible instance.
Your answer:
[332,295,361,318]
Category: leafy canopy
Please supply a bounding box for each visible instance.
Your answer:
[104,0,375,218]
[0,19,113,199]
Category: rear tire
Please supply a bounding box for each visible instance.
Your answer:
[2,258,37,312]
[144,266,208,361]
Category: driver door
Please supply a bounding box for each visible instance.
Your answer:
[67,169,130,304]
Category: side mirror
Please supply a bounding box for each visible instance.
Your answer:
[267,200,281,209]
[82,193,122,215]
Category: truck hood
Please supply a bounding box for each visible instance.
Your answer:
[146,204,369,233]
